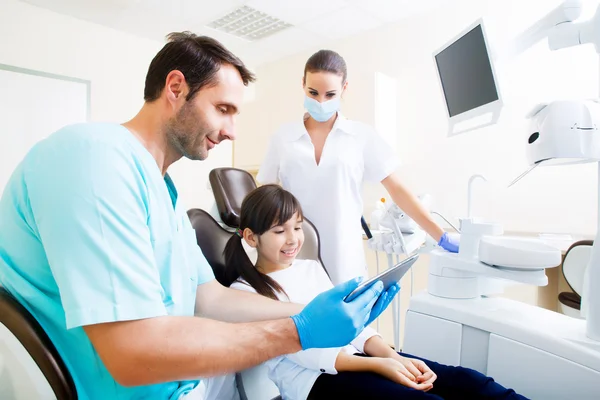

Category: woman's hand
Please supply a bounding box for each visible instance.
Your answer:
[371,357,434,391]
[438,232,460,253]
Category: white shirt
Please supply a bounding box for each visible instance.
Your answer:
[257,113,399,284]
[231,259,380,400]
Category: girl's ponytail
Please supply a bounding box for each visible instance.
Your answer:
[223,230,286,300]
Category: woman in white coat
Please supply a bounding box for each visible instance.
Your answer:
[257,49,459,285]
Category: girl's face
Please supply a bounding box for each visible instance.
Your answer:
[303,71,347,103]
[247,212,305,273]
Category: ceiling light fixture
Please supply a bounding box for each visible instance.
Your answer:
[207,5,292,41]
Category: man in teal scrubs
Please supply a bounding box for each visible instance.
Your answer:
[0,32,398,399]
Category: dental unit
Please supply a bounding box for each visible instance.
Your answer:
[401,2,600,398]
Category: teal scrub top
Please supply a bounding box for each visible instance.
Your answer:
[0,123,215,400]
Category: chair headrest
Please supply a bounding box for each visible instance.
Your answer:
[297,218,325,273]
[187,208,234,286]
[209,168,257,228]
[563,240,593,295]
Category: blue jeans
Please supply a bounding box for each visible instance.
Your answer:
[308,352,528,400]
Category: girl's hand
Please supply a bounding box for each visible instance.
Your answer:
[371,357,434,391]
[393,355,437,388]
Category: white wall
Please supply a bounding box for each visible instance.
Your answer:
[0,67,89,192]
[236,0,600,237]
[0,0,233,212]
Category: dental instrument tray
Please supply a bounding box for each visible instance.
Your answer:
[344,253,419,302]
[479,236,562,270]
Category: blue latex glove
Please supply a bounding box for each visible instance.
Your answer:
[438,232,460,253]
[291,277,397,349]
[366,282,400,326]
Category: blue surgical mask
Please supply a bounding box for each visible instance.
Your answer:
[304,96,340,122]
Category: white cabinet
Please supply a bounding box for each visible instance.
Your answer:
[487,334,600,400]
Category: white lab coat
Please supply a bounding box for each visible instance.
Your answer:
[258,113,399,284]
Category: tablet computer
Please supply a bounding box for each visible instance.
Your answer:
[344,253,419,302]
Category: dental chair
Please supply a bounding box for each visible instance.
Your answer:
[0,287,77,400]
[188,208,324,400]
[558,240,592,319]
[190,168,326,400]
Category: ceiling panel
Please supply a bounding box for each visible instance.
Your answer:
[139,0,186,21]
[240,26,325,66]
[180,0,245,25]
[18,0,443,67]
[111,7,196,42]
[300,5,383,40]
[346,0,451,23]
[247,0,349,25]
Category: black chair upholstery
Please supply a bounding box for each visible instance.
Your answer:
[559,292,581,311]
[209,168,257,228]
[558,240,593,311]
[0,287,77,399]
[188,208,234,286]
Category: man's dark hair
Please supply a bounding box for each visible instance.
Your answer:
[144,32,256,102]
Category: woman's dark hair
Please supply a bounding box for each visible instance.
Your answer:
[144,31,256,102]
[303,49,347,84]
[224,185,303,300]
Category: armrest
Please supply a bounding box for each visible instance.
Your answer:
[235,364,280,400]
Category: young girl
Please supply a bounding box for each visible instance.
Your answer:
[222,184,527,400]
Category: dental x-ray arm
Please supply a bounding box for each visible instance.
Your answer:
[548,3,600,52]
[498,0,600,62]
[500,0,582,60]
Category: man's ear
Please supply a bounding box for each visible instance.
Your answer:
[165,70,188,104]
[243,228,258,248]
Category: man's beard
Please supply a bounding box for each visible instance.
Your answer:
[165,102,216,161]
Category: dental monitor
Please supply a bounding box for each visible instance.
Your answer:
[434,19,503,136]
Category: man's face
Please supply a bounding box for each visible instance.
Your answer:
[165,64,245,161]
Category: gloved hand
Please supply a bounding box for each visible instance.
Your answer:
[366,282,400,327]
[438,232,460,253]
[291,277,397,349]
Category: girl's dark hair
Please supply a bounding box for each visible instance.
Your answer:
[303,49,347,84]
[224,185,303,300]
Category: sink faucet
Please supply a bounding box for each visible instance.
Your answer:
[468,174,488,219]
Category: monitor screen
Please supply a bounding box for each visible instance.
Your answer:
[435,24,499,118]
